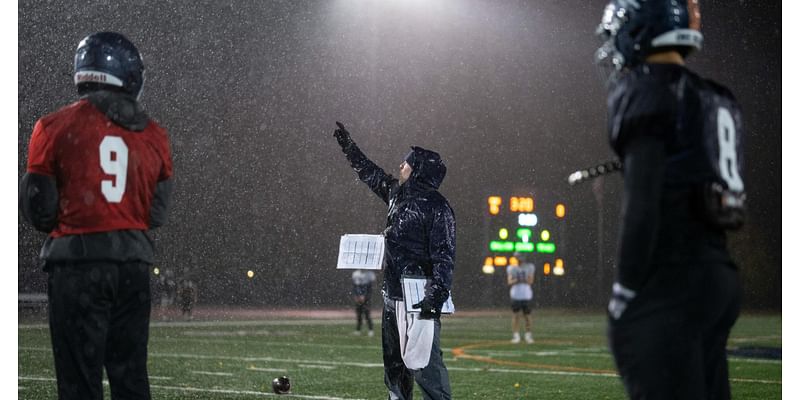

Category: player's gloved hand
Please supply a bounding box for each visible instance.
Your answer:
[411,298,440,320]
[333,121,355,150]
[608,282,636,320]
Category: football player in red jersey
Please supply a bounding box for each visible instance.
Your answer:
[19,32,172,400]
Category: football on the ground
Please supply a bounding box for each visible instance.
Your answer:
[272,376,291,394]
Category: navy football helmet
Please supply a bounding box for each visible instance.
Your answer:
[74,32,145,99]
[595,0,703,75]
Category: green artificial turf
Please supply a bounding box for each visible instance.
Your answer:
[18,310,780,399]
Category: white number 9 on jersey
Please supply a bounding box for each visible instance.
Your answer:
[99,136,129,203]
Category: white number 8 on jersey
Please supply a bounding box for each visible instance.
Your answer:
[716,107,744,192]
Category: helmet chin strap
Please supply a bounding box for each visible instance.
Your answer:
[135,79,145,101]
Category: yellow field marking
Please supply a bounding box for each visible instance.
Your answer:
[452,341,618,375]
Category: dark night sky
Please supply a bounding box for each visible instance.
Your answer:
[17,1,780,309]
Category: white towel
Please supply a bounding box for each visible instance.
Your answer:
[396,300,435,370]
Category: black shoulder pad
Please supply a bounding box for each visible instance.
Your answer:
[609,73,676,156]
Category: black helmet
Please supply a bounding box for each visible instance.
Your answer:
[596,0,702,75]
[74,32,145,99]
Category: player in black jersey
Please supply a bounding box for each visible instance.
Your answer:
[596,1,745,399]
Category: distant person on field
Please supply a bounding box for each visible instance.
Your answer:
[507,253,535,344]
[351,269,376,337]
[179,279,198,321]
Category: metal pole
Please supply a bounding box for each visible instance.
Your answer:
[592,177,605,306]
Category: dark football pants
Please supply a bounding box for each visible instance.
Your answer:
[382,297,452,400]
[356,302,373,331]
[46,261,152,400]
[609,262,741,400]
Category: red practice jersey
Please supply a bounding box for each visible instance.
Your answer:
[26,99,173,237]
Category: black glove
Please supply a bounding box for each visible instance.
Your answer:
[411,298,440,320]
[333,121,355,150]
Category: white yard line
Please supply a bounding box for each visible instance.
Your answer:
[18,319,355,330]
[18,376,52,381]
[156,336,378,351]
[191,370,234,377]
[730,378,782,385]
[20,346,782,385]
[447,366,783,384]
[299,364,336,370]
[17,376,366,400]
[248,367,289,372]
[21,371,781,387]
[149,351,385,368]
[21,344,783,366]
[728,357,782,365]
[18,324,49,329]
[445,366,619,379]
[19,347,51,352]
[20,346,384,368]
[150,384,367,399]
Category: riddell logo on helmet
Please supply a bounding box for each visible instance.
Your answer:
[76,72,107,83]
[74,71,123,87]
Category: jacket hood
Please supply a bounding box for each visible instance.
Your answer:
[84,90,149,131]
[407,146,447,190]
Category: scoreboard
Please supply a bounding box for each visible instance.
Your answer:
[482,194,567,277]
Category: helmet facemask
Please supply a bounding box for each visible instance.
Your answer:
[594,2,632,86]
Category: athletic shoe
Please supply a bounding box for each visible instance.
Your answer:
[525,332,534,344]
[511,332,521,344]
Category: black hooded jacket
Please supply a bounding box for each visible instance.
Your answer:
[342,143,456,309]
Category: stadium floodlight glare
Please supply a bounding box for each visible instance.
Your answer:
[499,228,509,240]
[518,213,538,227]
[536,242,556,253]
[541,229,551,241]
[554,258,565,275]
[482,256,496,274]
